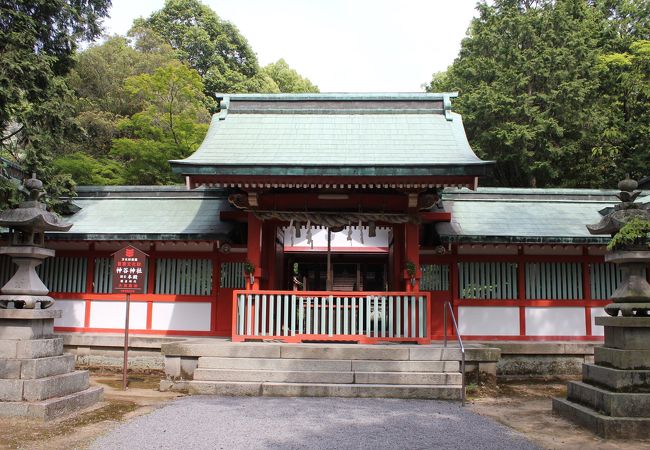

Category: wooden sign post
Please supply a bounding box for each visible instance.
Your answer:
[112,245,148,390]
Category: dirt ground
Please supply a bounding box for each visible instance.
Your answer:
[468,377,650,450]
[1,372,649,450]
[0,369,183,450]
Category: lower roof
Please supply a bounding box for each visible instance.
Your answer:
[32,185,642,245]
[435,187,645,244]
[46,186,233,241]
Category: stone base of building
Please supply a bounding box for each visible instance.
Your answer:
[553,316,650,439]
[0,309,103,420]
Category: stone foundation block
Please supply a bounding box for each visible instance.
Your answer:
[594,347,650,370]
[0,359,21,378]
[583,363,650,391]
[604,325,650,350]
[0,319,54,340]
[0,378,23,401]
[20,354,76,379]
[567,381,650,417]
[22,370,89,402]
[0,386,103,420]
[553,397,650,439]
[0,340,18,358]
[16,337,63,359]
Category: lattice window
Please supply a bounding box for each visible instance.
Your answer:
[420,264,449,291]
[37,256,87,293]
[590,263,623,300]
[220,262,246,289]
[0,255,15,287]
[155,258,212,295]
[458,262,518,299]
[525,262,583,299]
[93,257,113,293]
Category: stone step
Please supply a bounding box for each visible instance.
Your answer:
[0,337,63,359]
[174,342,463,361]
[583,363,650,391]
[197,357,461,373]
[0,386,104,421]
[198,357,352,372]
[194,368,354,384]
[354,371,462,385]
[552,397,650,439]
[188,380,463,400]
[351,360,459,372]
[566,381,650,418]
[22,370,90,402]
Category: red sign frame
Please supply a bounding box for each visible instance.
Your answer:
[112,246,148,294]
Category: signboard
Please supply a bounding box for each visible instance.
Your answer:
[112,246,148,294]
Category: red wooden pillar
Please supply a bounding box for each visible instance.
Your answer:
[390,225,403,290]
[261,221,277,290]
[404,223,420,293]
[247,213,262,290]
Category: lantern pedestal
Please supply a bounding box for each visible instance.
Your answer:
[0,307,103,420]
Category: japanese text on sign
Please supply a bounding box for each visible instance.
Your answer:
[112,247,148,294]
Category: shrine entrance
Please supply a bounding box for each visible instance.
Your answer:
[285,253,388,292]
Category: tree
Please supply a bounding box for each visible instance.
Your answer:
[63,34,178,158]
[262,59,319,93]
[135,0,258,95]
[0,0,111,209]
[595,39,650,181]
[427,0,613,188]
[110,60,210,184]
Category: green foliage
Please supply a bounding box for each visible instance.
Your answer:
[244,260,255,275]
[0,0,110,211]
[607,218,650,250]
[426,0,649,188]
[136,0,259,95]
[262,59,319,93]
[404,261,417,277]
[109,61,210,184]
[52,153,124,185]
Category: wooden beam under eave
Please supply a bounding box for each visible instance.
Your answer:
[220,211,248,222]
[419,212,452,222]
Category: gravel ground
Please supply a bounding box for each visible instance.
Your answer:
[90,396,539,450]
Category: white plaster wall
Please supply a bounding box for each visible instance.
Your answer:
[458,306,520,335]
[590,307,606,337]
[54,300,86,328]
[89,301,147,329]
[151,302,211,331]
[283,226,389,251]
[525,307,586,336]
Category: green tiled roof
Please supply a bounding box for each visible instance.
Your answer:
[45,187,233,241]
[170,93,493,177]
[436,188,648,244]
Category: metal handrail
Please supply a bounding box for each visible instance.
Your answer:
[443,301,466,406]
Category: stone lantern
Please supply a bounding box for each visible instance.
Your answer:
[0,174,71,309]
[553,177,650,438]
[0,175,102,420]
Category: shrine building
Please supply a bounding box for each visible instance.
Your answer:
[0,93,628,342]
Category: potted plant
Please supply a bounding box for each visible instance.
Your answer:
[405,260,417,286]
[244,260,256,286]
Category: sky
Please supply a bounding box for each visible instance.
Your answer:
[103,0,481,92]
